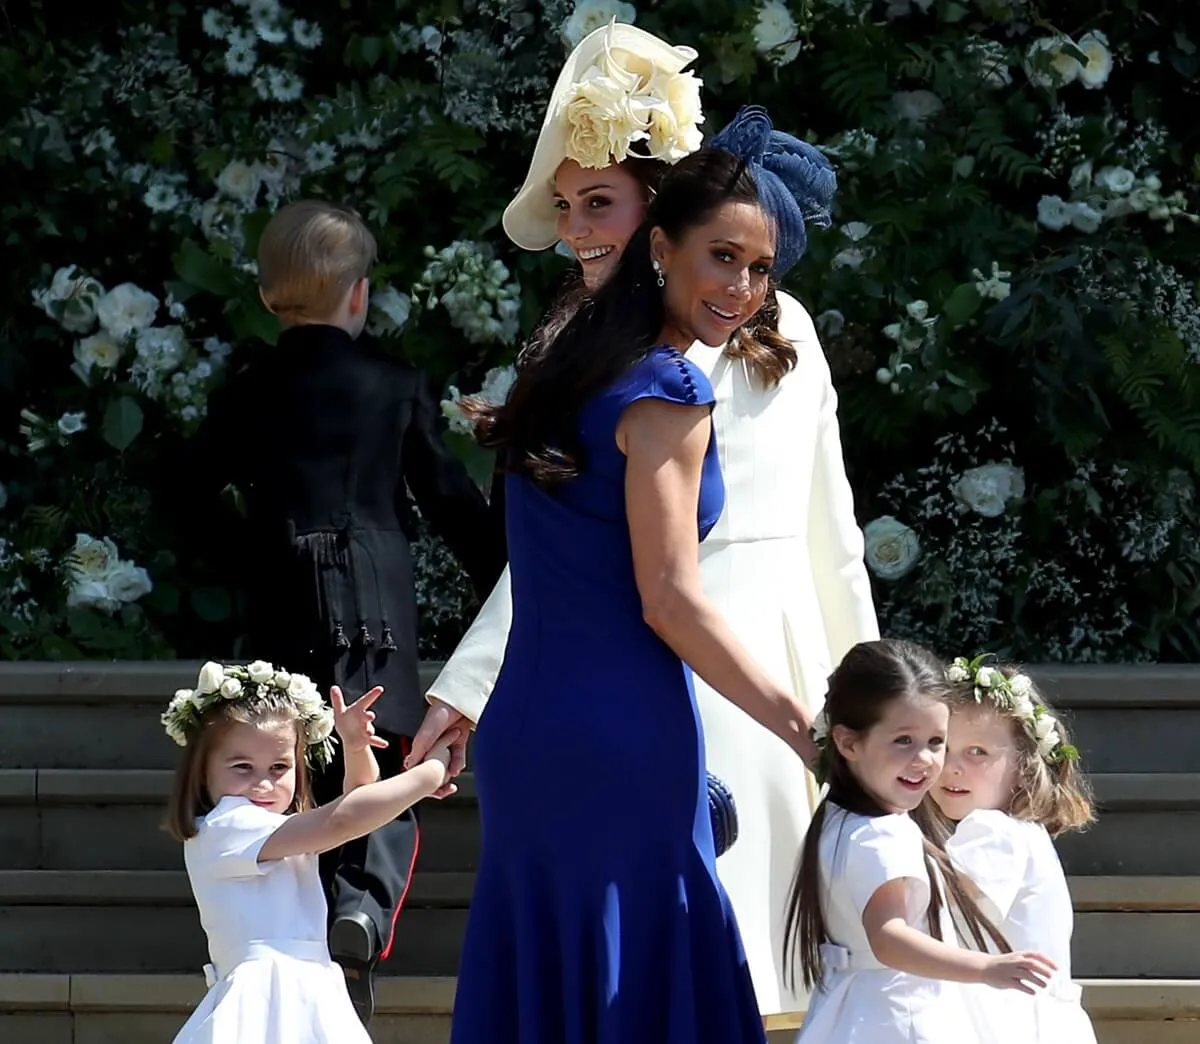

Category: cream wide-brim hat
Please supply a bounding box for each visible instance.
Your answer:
[501,22,701,252]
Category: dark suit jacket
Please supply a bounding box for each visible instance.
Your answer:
[192,323,505,736]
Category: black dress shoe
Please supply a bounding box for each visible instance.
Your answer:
[330,912,379,1025]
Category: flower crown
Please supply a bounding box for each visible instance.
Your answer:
[558,23,704,170]
[162,660,336,768]
[946,655,1080,765]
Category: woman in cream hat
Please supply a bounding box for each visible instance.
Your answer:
[412,21,879,1027]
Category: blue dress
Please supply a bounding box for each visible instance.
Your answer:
[451,348,767,1044]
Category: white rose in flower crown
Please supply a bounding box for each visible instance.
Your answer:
[246,660,276,684]
[287,673,319,701]
[196,661,226,695]
[273,671,291,690]
[1038,728,1061,757]
[975,666,1000,689]
[863,516,921,581]
[946,662,971,683]
[953,462,1026,518]
[220,678,243,699]
[97,283,160,340]
[1011,694,1036,722]
[1034,713,1058,741]
[1008,673,1034,698]
[306,709,335,744]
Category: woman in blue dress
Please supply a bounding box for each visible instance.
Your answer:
[449,108,829,1044]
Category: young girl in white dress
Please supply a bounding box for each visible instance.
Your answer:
[787,639,1057,1044]
[162,660,458,1044]
[932,656,1098,1043]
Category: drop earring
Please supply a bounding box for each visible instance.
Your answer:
[652,260,665,288]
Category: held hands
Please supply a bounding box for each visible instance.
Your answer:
[980,950,1058,994]
[406,699,470,781]
[330,685,390,755]
[421,728,462,800]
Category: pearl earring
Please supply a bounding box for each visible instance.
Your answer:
[652,260,665,288]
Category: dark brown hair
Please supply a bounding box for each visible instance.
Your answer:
[783,639,1010,992]
[948,666,1096,838]
[467,147,796,486]
[165,695,314,842]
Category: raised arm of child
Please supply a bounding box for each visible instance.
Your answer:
[258,730,460,862]
[862,879,1056,994]
[330,685,387,793]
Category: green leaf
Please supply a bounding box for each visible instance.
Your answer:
[173,239,243,297]
[102,396,144,452]
[942,283,983,328]
[942,2,970,22]
[190,586,233,623]
[227,297,279,345]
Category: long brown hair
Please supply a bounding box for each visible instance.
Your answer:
[165,695,315,842]
[466,148,797,487]
[783,639,1010,992]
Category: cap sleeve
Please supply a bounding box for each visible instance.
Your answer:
[189,796,287,880]
[945,809,1031,919]
[621,348,716,411]
[845,813,930,918]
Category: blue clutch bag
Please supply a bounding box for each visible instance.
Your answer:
[706,772,738,857]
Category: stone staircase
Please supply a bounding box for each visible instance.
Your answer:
[0,662,1197,1043]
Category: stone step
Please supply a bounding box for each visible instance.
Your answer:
[4,768,1197,875]
[0,974,1196,1044]
[1,871,1198,978]
[1,662,1198,771]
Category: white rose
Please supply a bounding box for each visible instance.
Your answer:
[69,533,120,581]
[216,159,263,205]
[306,708,335,744]
[1038,728,1061,757]
[220,678,243,698]
[1011,694,1036,721]
[863,516,922,581]
[164,718,189,747]
[196,660,227,694]
[1034,713,1058,740]
[246,660,275,684]
[1037,195,1072,231]
[288,673,318,700]
[96,283,160,340]
[954,462,1026,518]
[273,671,292,690]
[946,663,971,683]
[1008,673,1034,698]
[753,0,799,57]
[66,578,119,613]
[1070,202,1103,234]
[106,560,152,604]
[1077,30,1113,89]
[367,286,412,337]
[1096,166,1135,194]
[75,332,123,375]
[975,666,1000,689]
[561,0,638,48]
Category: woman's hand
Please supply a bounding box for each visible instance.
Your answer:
[979,951,1057,994]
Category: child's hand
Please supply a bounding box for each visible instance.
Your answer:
[980,950,1057,994]
[331,686,389,755]
[420,728,461,800]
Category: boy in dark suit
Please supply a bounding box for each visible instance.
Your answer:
[195,200,504,1022]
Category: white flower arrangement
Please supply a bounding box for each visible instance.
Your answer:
[441,364,517,436]
[161,659,336,767]
[412,241,521,346]
[558,24,704,169]
[946,654,1080,764]
[64,532,152,614]
[862,515,921,581]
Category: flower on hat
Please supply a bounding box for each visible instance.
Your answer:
[559,30,704,169]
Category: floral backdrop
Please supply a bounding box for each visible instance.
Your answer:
[3,0,1199,664]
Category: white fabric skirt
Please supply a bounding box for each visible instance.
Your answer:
[172,940,370,1044]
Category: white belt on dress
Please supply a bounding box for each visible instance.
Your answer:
[203,938,332,987]
[819,942,885,976]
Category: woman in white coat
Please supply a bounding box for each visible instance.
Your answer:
[409,22,878,1024]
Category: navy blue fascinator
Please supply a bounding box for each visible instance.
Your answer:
[708,105,836,277]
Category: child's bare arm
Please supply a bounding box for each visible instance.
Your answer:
[258,732,458,861]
